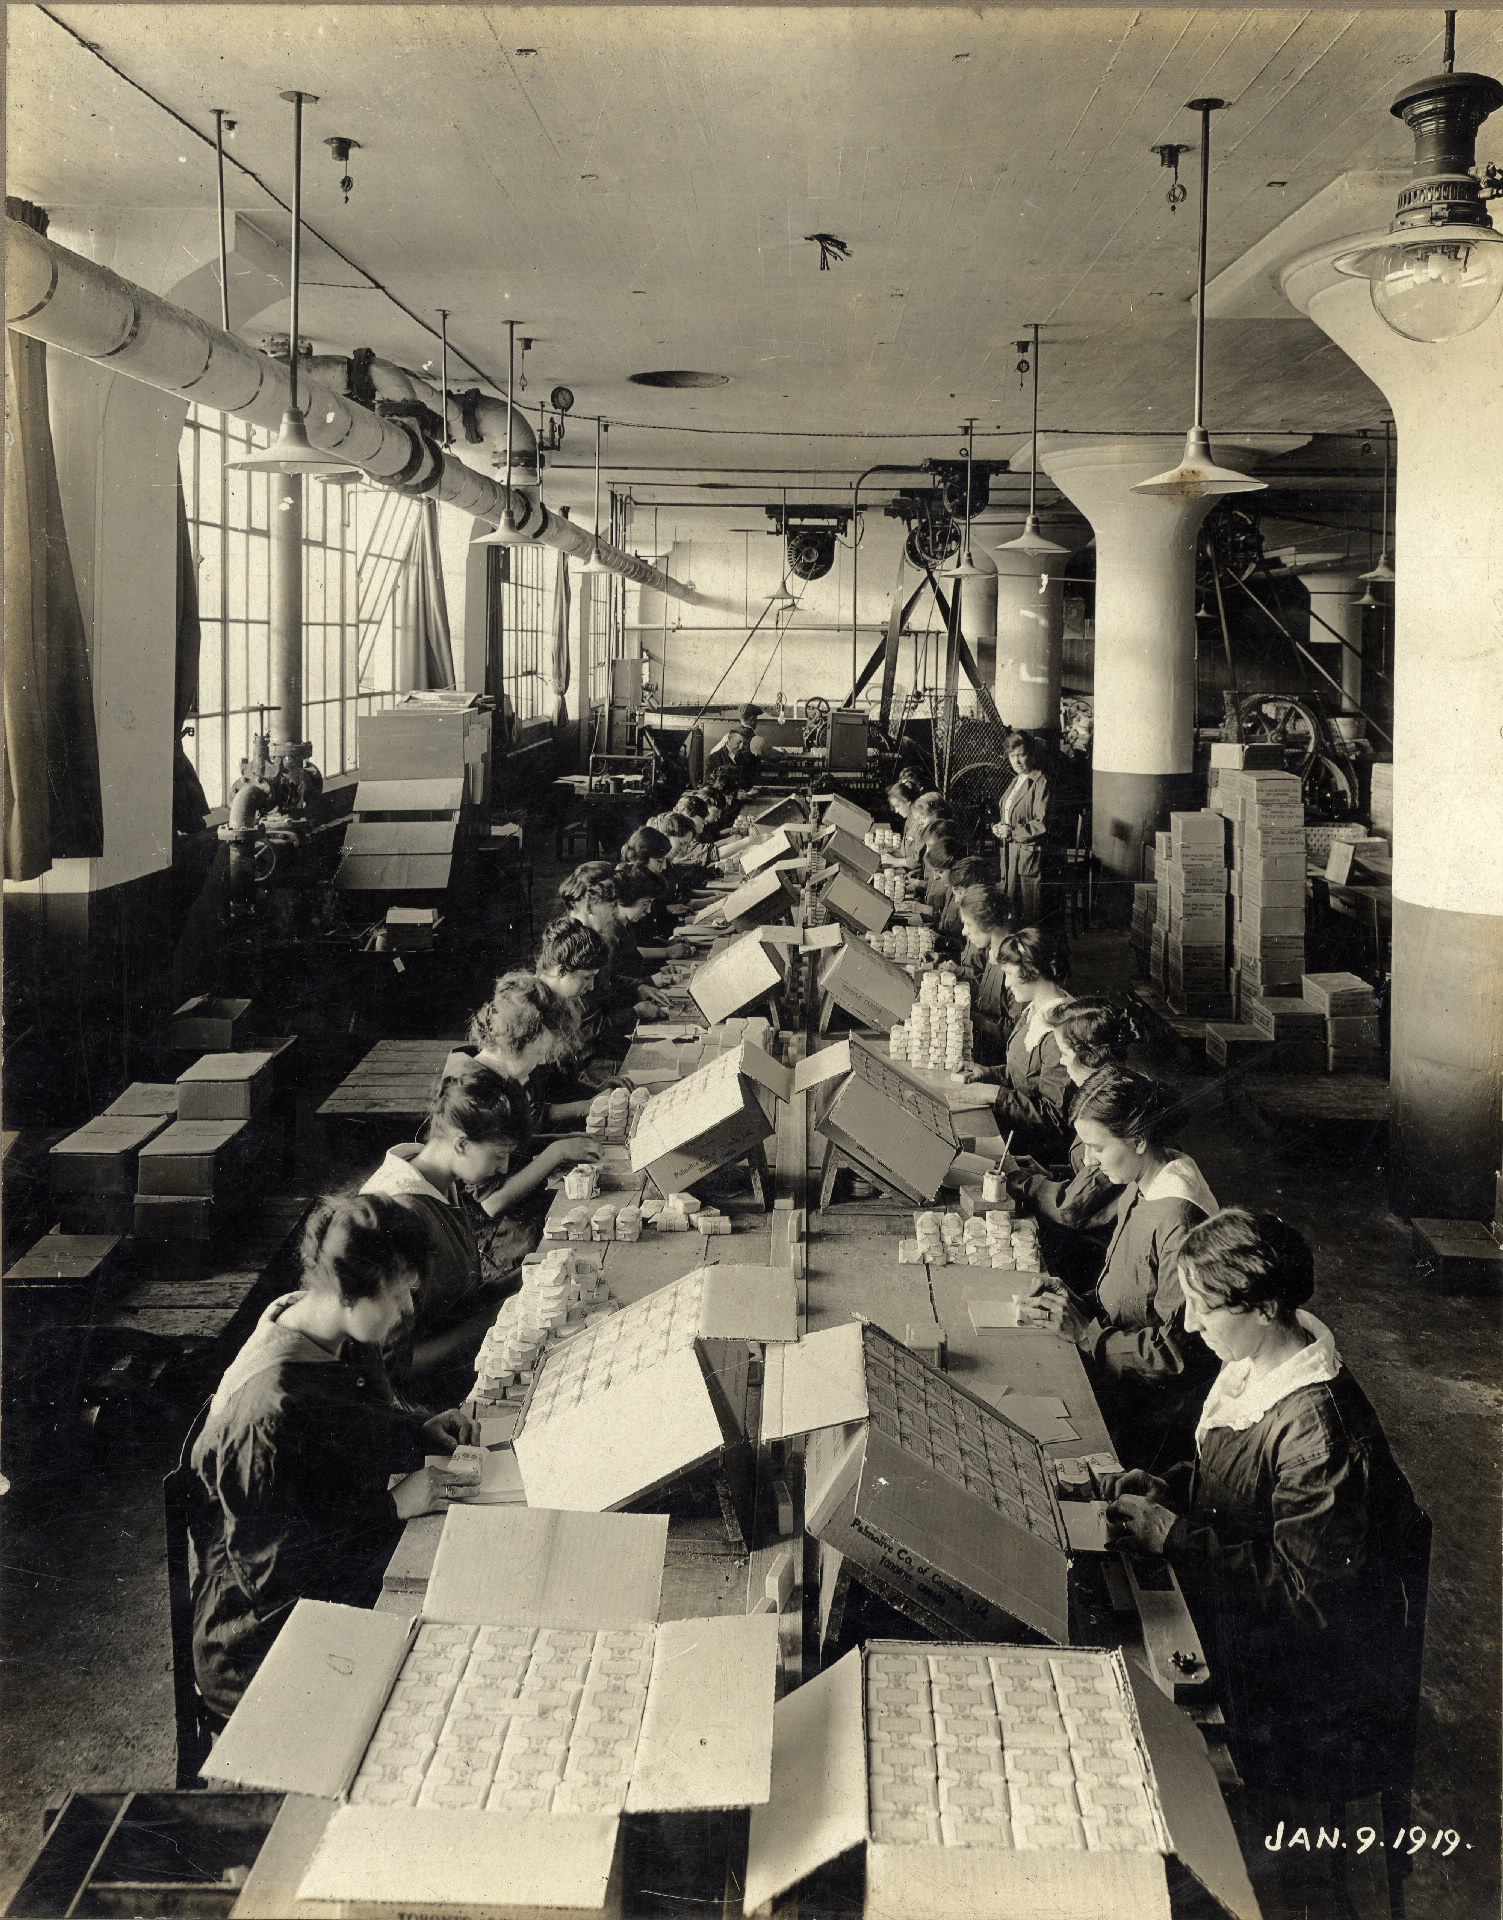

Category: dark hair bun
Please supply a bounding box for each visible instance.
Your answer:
[1177,1206,1316,1316]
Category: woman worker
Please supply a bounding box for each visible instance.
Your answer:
[189,1192,474,1717]
[991,730,1052,925]
[1022,1066,1218,1468]
[957,910,1074,1159]
[1106,1210,1428,1912]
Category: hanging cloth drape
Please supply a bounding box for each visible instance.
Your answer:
[172,475,211,833]
[4,204,105,880]
[550,547,572,725]
[391,497,455,693]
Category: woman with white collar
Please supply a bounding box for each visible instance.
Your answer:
[1105,1209,1427,1868]
[1023,1067,1217,1466]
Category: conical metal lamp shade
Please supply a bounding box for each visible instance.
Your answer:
[935,546,991,581]
[995,514,1069,558]
[578,538,612,575]
[767,578,798,607]
[472,512,535,548]
[1359,552,1396,584]
[1131,427,1266,499]
[227,409,355,475]
[1353,584,1380,608]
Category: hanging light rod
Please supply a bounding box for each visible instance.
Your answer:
[937,419,990,580]
[580,417,612,573]
[1134,99,1266,499]
[1359,418,1396,584]
[998,324,1069,559]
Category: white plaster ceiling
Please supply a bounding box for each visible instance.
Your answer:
[9,3,1503,539]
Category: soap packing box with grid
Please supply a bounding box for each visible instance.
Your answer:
[687,928,788,1026]
[796,1038,957,1203]
[761,1320,1077,1645]
[628,1039,790,1194]
[818,931,917,1031]
[511,1263,799,1515]
[819,867,898,937]
[742,1639,1260,1920]
[202,1508,779,1920]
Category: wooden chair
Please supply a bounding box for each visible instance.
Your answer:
[162,1402,223,1786]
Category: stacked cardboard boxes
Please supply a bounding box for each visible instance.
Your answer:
[1214,770,1307,1008]
[1129,883,1157,968]
[1148,832,1172,988]
[1160,812,1231,1017]
[1303,971,1382,1074]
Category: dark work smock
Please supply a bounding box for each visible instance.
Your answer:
[189,1295,430,1716]
[983,997,1074,1161]
[361,1145,488,1404]
[1161,1322,1427,1800]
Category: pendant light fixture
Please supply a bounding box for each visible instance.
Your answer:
[1133,100,1266,500]
[1359,419,1397,584]
[936,421,990,580]
[997,325,1068,560]
[767,488,798,606]
[579,417,611,574]
[229,91,350,476]
[474,320,533,546]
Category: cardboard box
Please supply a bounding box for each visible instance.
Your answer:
[820,826,883,880]
[169,994,253,1050]
[513,1264,797,1513]
[1242,996,1324,1043]
[1210,742,1287,771]
[797,1040,957,1203]
[133,1193,218,1241]
[136,1119,256,1196]
[688,931,786,1026]
[818,936,916,1032]
[821,795,875,837]
[1204,1023,1271,1069]
[752,794,812,830]
[739,828,800,875]
[745,1639,1260,1920]
[175,1050,277,1121]
[1236,905,1304,939]
[822,869,895,937]
[3,1231,129,1325]
[710,867,797,931]
[761,1322,1073,1644]
[205,1508,779,1920]
[49,1114,169,1194]
[101,1082,179,1119]
[1301,971,1375,1016]
[628,1041,787,1193]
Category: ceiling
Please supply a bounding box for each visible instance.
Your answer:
[9,4,1503,534]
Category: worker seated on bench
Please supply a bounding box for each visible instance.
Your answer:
[190,1193,474,1718]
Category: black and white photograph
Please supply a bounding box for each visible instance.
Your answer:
[2,3,1500,1916]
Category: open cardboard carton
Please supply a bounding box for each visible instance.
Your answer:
[205,1508,779,1920]
[817,933,915,1031]
[697,866,799,931]
[743,1638,1259,1920]
[688,930,787,1026]
[751,793,812,829]
[629,1039,789,1193]
[795,1039,956,1203]
[818,826,883,881]
[513,1262,799,1520]
[763,1320,1077,1644]
[818,794,875,837]
[820,868,895,937]
[738,827,807,874]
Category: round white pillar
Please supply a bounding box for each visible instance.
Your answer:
[1297,567,1365,712]
[1283,240,1503,1217]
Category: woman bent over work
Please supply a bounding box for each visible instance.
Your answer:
[190,1193,474,1717]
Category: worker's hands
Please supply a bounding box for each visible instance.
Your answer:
[961,1065,998,1085]
[990,820,1010,844]
[1015,1287,1090,1344]
[1097,1468,1169,1505]
[392,1463,463,1520]
[545,1136,601,1171]
[1106,1493,1179,1555]
[422,1408,478,1453]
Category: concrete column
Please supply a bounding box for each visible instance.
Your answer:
[1283,242,1503,1217]
[1035,436,1218,895]
[1297,567,1365,711]
[959,511,1007,698]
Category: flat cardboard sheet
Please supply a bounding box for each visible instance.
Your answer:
[202,1602,413,1796]
[760,1321,869,1441]
[513,1345,726,1513]
[423,1508,668,1628]
[968,1298,1023,1331]
[297,1805,619,1915]
[697,1263,800,1342]
[626,1614,780,1812]
[792,1041,853,1094]
[801,923,846,951]
[1062,1501,1111,1553]
[743,1648,868,1913]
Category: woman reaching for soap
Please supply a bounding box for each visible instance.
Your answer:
[1020,1066,1218,1468]
[957,912,1074,1160]
[189,1192,475,1717]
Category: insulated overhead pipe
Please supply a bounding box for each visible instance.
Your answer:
[4,218,708,605]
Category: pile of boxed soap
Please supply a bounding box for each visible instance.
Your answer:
[555,1186,731,1239]
[889,969,973,1072]
[584,1085,651,1145]
[866,925,935,964]
[871,867,911,906]
[473,1249,617,1403]
[901,1205,1044,1274]
[866,824,904,855]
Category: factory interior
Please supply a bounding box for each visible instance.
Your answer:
[2,5,1501,1918]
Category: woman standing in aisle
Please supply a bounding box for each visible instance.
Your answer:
[1106,1210,1428,1919]
[190,1193,475,1718]
[1024,1067,1218,1468]
[991,731,1052,925]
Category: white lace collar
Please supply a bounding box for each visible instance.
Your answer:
[1196,1309,1341,1442]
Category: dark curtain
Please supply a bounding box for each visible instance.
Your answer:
[3,203,105,879]
[173,475,211,834]
[551,546,572,725]
[411,498,456,691]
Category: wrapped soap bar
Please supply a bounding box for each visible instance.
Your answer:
[590,1204,617,1240]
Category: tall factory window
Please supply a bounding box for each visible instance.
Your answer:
[586,568,626,712]
[484,541,550,737]
[178,405,419,807]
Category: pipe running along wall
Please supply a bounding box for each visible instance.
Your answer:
[4,218,707,605]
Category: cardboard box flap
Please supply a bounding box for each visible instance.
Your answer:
[741,830,794,873]
[177,1050,277,1083]
[792,1042,853,1095]
[697,1264,800,1342]
[738,1039,794,1106]
[801,922,846,951]
[864,1842,1170,1920]
[202,1601,412,1796]
[1124,1654,1262,1920]
[760,1321,869,1441]
[822,795,875,836]
[424,1508,668,1627]
[744,1647,867,1912]
[626,1614,780,1812]
[297,1805,619,1914]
